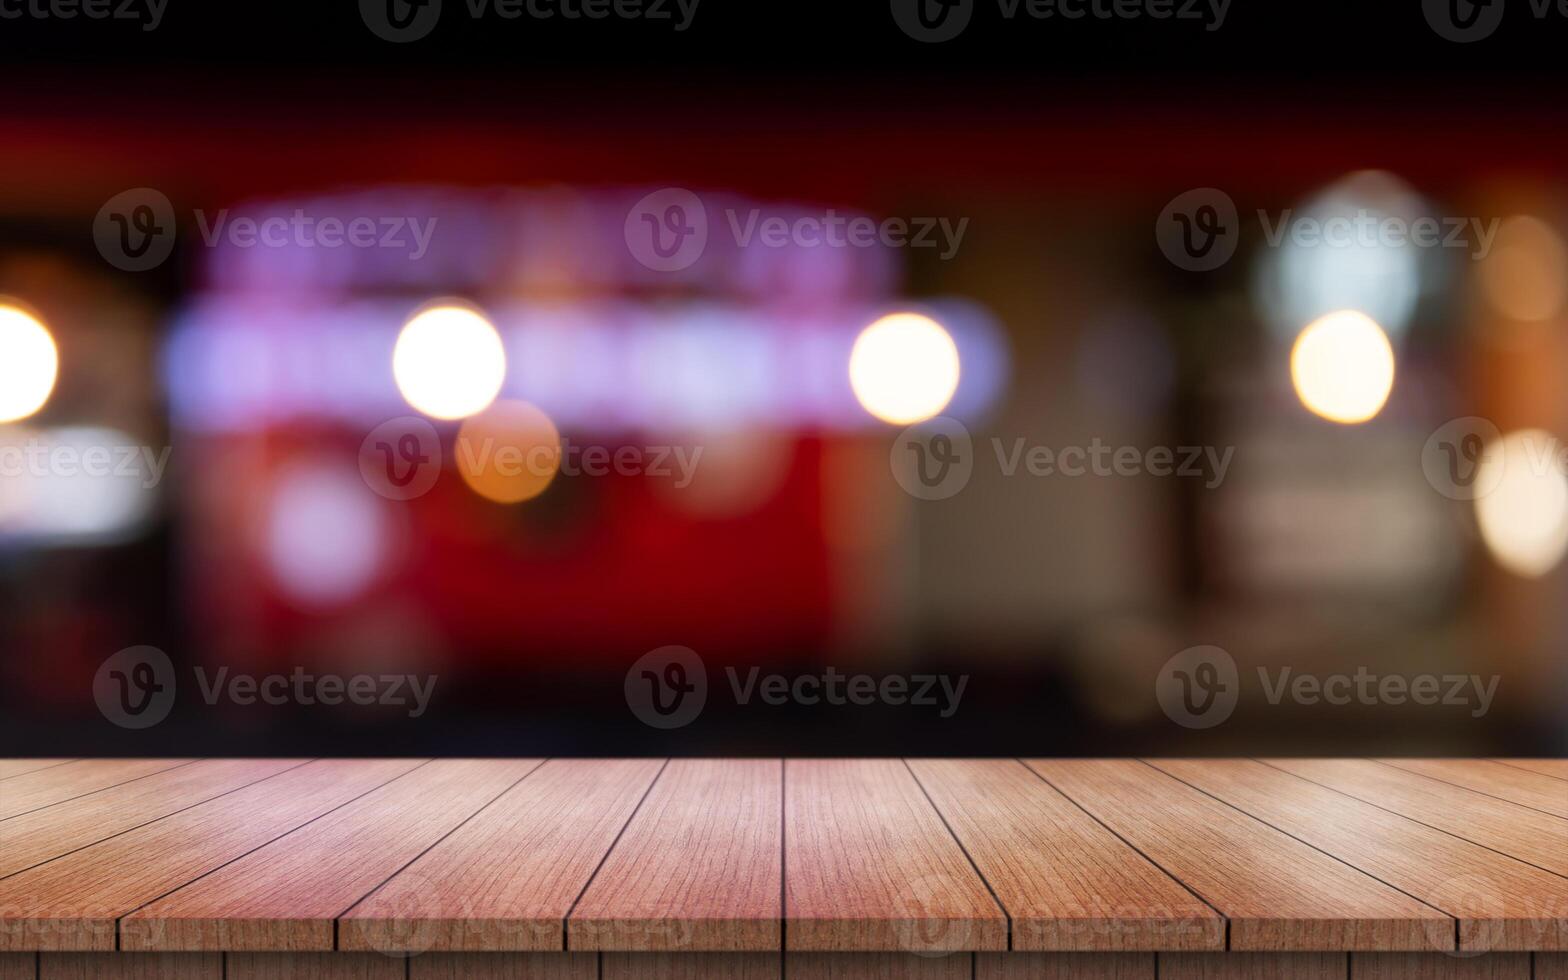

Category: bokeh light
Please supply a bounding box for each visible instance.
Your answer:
[1289,310,1396,424]
[1475,429,1568,578]
[1253,171,1425,341]
[455,400,562,504]
[0,304,60,424]
[1480,215,1568,323]
[266,463,389,605]
[393,303,507,420]
[848,312,961,425]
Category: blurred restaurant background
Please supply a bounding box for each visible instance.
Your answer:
[2,3,1568,757]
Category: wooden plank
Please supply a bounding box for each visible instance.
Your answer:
[1263,760,1568,878]
[1149,759,1568,952]
[1375,761,1568,819]
[603,953,780,979]
[786,953,965,979]
[0,759,423,951]
[909,759,1222,951]
[0,759,310,880]
[0,760,196,821]
[1350,953,1530,979]
[339,759,666,953]
[1157,953,1346,978]
[784,759,1006,953]
[570,759,781,952]
[1491,760,1568,781]
[409,952,598,979]
[0,954,31,980]
[1539,953,1568,978]
[37,953,219,979]
[122,759,543,951]
[225,952,403,979]
[0,761,76,781]
[1023,760,1450,951]
[976,952,1154,978]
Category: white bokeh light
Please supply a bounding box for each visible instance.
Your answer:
[0,304,60,424]
[848,313,961,425]
[393,304,506,420]
[1254,171,1425,341]
[266,463,388,605]
[1290,310,1396,425]
[1475,429,1568,578]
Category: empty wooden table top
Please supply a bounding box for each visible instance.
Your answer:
[0,758,1565,955]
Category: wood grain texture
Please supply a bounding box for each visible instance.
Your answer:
[976,952,1154,978]
[909,759,1221,951]
[787,953,966,979]
[1157,953,1347,979]
[1349,953,1530,979]
[784,759,1006,953]
[603,953,780,979]
[1375,761,1568,819]
[1263,760,1568,877]
[570,759,781,952]
[0,760,195,821]
[409,952,598,979]
[1538,953,1568,979]
[224,953,404,979]
[1491,760,1568,781]
[38,953,220,979]
[0,759,309,880]
[339,759,666,953]
[1024,760,1450,951]
[0,759,422,952]
[0,761,75,781]
[1149,759,1568,951]
[122,759,543,951]
[0,954,32,980]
